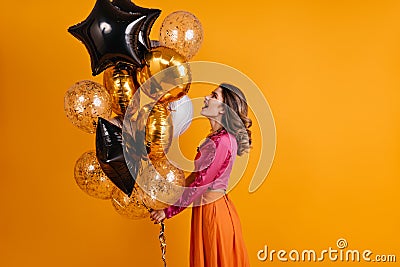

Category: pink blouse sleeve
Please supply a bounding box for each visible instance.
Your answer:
[163,134,232,219]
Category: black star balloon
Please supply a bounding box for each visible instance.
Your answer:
[111,0,160,52]
[96,117,141,196]
[68,0,161,76]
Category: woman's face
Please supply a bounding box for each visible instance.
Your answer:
[200,87,225,119]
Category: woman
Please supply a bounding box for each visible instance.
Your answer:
[150,83,252,267]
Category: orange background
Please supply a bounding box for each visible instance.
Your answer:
[0,0,399,266]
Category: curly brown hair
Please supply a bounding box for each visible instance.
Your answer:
[219,83,252,156]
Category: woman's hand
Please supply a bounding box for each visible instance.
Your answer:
[150,210,166,224]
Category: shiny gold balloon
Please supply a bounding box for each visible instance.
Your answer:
[133,104,151,158]
[137,157,185,210]
[159,11,204,60]
[111,187,149,220]
[136,46,191,103]
[64,80,112,134]
[136,103,173,161]
[74,150,115,199]
[103,63,140,116]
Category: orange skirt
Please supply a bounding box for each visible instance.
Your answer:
[190,192,250,267]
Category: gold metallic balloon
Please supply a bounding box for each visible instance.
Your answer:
[159,11,204,60]
[74,150,115,199]
[133,105,151,158]
[111,187,149,220]
[137,157,185,210]
[103,63,140,116]
[136,103,173,161]
[64,80,112,134]
[136,46,191,103]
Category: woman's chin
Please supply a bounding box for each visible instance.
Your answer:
[200,111,211,118]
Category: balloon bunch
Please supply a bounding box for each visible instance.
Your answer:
[65,1,202,220]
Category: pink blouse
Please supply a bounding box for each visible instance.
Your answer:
[164,129,238,219]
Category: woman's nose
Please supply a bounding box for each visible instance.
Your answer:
[205,95,210,100]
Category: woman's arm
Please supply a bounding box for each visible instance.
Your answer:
[162,136,233,219]
[150,171,197,223]
[185,172,196,187]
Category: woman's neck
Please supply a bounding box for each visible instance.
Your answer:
[209,120,223,133]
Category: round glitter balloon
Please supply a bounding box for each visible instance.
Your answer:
[137,157,185,210]
[74,150,115,199]
[64,80,112,134]
[111,187,149,220]
[159,11,204,60]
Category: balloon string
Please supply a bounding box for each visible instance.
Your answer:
[159,222,167,267]
[137,191,167,267]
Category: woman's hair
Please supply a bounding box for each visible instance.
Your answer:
[219,83,252,156]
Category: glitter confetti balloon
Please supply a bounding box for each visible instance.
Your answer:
[159,11,204,60]
[74,150,115,199]
[137,157,185,210]
[64,80,112,134]
[111,187,149,220]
